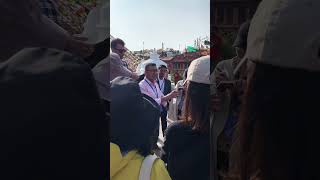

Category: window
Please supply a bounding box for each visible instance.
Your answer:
[217,7,224,24]
[226,7,233,25]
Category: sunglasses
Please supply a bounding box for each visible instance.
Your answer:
[114,48,127,53]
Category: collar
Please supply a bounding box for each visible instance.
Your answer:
[144,77,156,85]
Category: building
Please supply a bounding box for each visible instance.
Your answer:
[213,0,261,32]
[161,50,209,77]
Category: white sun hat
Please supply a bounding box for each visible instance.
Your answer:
[243,0,320,71]
[186,55,211,84]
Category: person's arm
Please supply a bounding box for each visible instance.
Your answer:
[0,0,67,48]
[161,91,178,103]
[110,53,137,80]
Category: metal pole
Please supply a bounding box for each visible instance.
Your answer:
[143,41,144,60]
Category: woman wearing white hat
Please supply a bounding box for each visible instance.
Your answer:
[161,56,211,180]
[232,0,320,179]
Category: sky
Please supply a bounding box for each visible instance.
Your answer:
[110,0,210,51]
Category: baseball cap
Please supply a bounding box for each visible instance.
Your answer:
[244,0,320,71]
[186,55,211,84]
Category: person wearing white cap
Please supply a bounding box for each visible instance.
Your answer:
[161,55,211,180]
[231,0,320,179]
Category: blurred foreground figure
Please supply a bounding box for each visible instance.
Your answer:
[231,0,320,180]
[0,48,107,180]
[0,0,93,62]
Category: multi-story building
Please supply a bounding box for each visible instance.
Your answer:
[162,49,209,77]
[212,0,261,32]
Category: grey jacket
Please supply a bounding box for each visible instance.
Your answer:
[92,53,134,101]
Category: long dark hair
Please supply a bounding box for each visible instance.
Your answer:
[238,62,320,180]
[183,81,210,133]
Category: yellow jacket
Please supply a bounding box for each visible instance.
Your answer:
[110,143,171,180]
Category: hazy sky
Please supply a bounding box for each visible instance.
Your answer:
[110,0,210,51]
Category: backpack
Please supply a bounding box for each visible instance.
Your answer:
[139,154,159,180]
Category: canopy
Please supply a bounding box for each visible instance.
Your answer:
[136,52,167,75]
[187,46,198,52]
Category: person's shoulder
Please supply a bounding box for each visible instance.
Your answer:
[151,158,172,180]
[166,121,190,136]
[217,58,234,67]
[138,79,145,86]
[110,53,121,61]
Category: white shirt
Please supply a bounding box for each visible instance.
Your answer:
[158,78,165,93]
[139,77,166,106]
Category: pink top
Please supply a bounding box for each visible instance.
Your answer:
[139,77,166,106]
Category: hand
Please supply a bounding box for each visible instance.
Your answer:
[65,37,94,58]
[169,90,179,99]
[215,71,228,85]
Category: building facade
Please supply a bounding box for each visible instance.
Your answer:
[213,0,261,32]
[162,50,209,77]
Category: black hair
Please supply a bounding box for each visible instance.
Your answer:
[183,81,210,133]
[159,65,167,69]
[111,38,125,49]
[145,63,157,71]
[110,89,160,157]
[84,37,109,68]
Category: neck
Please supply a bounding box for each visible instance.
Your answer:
[146,77,155,83]
[159,77,164,80]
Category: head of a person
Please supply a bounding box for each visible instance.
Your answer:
[144,63,158,82]
[183,56,211,133]
[0,48,107,180]
[237,0,320,179]
[111,38,126,59]
[158,65,168,79]
[233,20,250,59]
[110,77,160,156]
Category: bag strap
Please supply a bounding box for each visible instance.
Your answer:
[139,154,159,180]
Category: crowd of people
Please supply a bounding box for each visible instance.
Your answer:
[109,35,211,180]
[0,0,319,179]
